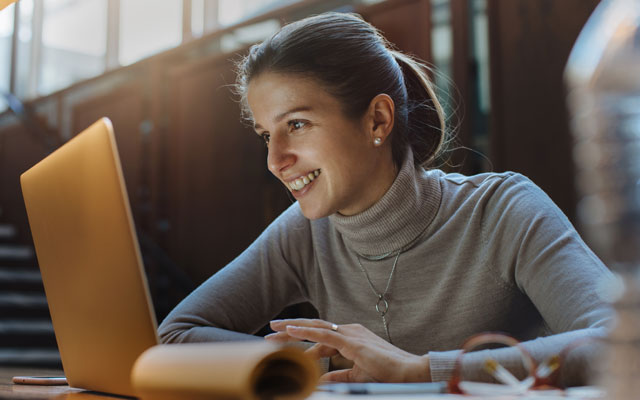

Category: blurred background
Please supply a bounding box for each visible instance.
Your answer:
[0,0,600,367]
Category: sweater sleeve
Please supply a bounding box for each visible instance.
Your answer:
[429,173,614,387]
[157,203,312,343]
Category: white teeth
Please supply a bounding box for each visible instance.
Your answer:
[289,169,321,191]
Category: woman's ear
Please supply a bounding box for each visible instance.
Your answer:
[366,94,395,147]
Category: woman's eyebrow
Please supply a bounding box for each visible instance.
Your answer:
[274,106,313,123]
[254,106,313,130]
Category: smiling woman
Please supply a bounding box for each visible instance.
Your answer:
[158,12,613,388]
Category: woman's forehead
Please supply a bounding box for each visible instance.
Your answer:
[248,72,327,100]
[247,73,340,121]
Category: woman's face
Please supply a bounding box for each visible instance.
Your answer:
[247,72,396,220]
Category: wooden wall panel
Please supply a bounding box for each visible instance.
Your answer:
[450,0,473,174]
[71,83,146,217]
[0,124,50,243]
[487,0,600,221]
[360,0,432,62]
[163,53,289,282]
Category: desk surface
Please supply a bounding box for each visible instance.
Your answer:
[0,368,464,400]
[0,367,457,400]
[1,367,601,400]
[0,367,118,399]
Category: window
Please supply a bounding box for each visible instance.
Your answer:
[430,0,453,114]
[119,0,183,66]
[0,3,14,111]
[1,0,310,104]
[191,0,205,38]
[13,0,35,99]
[218,0,285,26]
[40,0,107,94]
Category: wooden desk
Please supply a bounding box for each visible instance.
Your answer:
[0,367,458,400]
[2,367,599,400]
[0,367,120,399]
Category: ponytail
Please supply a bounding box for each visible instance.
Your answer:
[390,51,447,168]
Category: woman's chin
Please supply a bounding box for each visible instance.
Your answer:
[298,202,333,220]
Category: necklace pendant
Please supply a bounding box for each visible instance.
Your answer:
[382,315,392,344]
[375,295,389,316]
[355,250,401,345]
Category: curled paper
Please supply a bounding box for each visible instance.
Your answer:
[131,342,319,400]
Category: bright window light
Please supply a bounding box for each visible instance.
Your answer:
[0,2,14,110]
[119,0,183,66]
[39,0,107,95]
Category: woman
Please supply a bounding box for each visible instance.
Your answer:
[158,12,612,386]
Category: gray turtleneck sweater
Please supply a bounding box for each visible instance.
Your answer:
[158,152,613,386]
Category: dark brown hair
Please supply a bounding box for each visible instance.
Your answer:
[236,12,446,168]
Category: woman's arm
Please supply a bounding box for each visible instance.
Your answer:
[430,174,613,386]
[157,204,312,343]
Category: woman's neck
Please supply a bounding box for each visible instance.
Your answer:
[329,147,441,257]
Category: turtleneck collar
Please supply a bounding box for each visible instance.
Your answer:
[329,147,442,257]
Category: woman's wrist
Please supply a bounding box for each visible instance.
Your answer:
[404,354,431,382]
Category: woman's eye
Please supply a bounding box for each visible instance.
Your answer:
[260,133,270,146]
[288,120,306,131]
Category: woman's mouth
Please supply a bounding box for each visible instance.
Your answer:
[288,169,321,191]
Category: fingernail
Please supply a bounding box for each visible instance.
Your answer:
[286,325,300,331]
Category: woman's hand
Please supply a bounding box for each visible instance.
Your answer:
[267,318,431,383]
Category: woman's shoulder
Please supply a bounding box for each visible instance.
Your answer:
[425,169,538,200]
[433,169,530,188]
[425,169,557,220]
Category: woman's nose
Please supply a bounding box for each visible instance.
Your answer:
[267,134,296,175]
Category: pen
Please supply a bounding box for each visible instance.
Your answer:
[317,382,448,395]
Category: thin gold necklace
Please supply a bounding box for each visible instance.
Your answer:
[355,250,401,343]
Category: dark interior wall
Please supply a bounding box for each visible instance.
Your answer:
[487,0,600,222]
[71,82,147,217]
[161,52,288,282]
[0,124,50,243]
[361,0,431,61]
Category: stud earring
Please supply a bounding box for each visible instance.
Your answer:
[373,137,382,146]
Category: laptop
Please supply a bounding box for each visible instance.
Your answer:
[20,117,159,397]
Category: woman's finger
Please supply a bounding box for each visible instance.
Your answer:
[270,318,336,332]
[330,354,355,370]
[320,369,355,382]
[264,331,300,342]
[285,326,349,355]
[305,342,339,359]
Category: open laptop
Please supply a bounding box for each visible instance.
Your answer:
[20,117,159,397]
